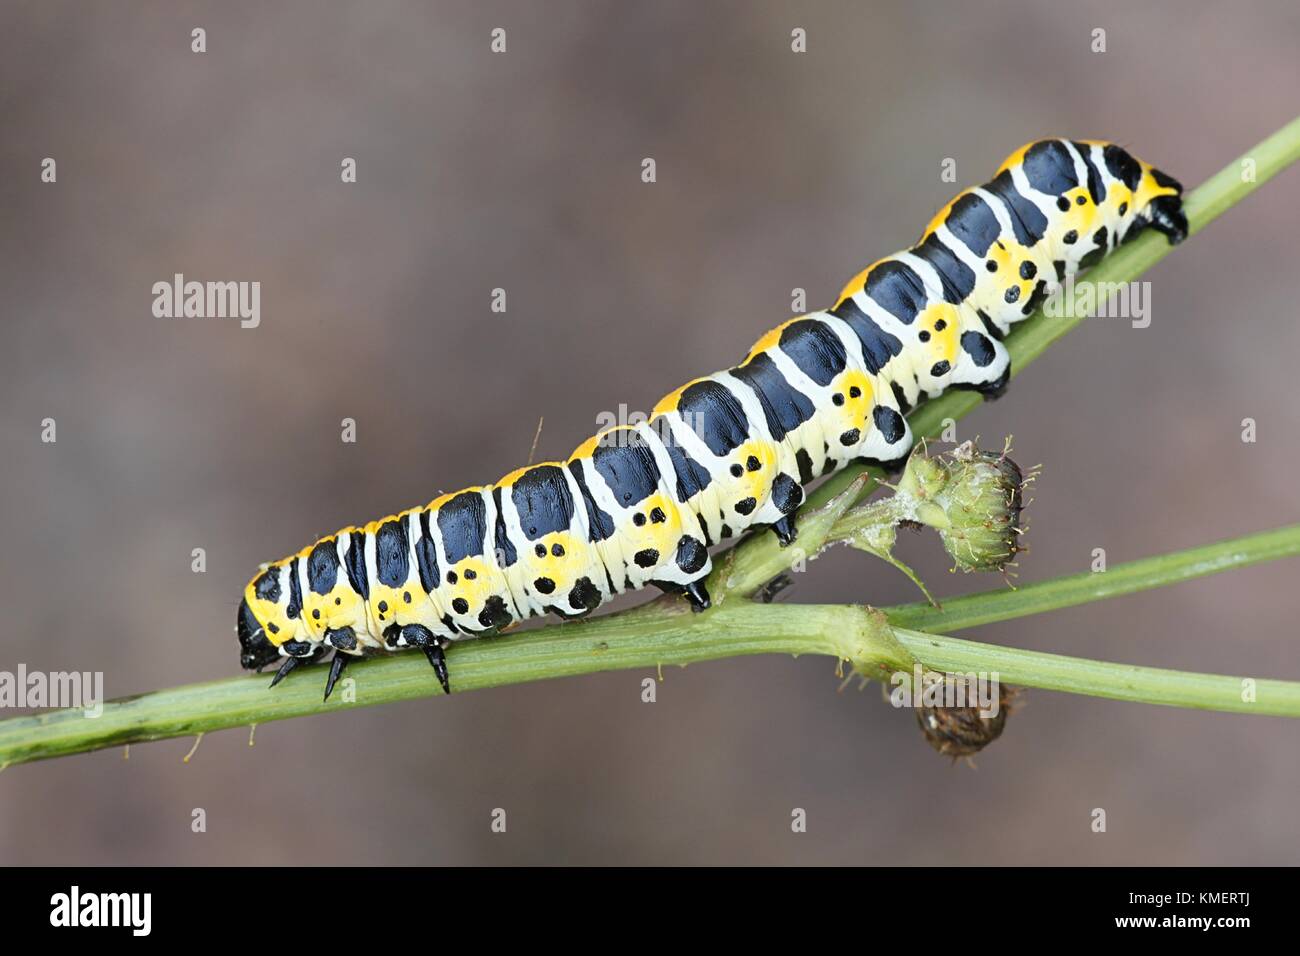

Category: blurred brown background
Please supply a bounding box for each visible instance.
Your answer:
[2,1,1298,865]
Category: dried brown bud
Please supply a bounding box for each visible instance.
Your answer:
[915,678,1020,759]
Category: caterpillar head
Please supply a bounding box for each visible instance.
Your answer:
[238,565,301,669]
[237,596,282,670]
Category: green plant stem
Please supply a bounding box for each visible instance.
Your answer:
[1,118,1297,768]
[3,523,1298,767]
[891,628,1299,716]
[883,524,1300,633]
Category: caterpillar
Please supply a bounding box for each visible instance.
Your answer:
[237,138,1188,699]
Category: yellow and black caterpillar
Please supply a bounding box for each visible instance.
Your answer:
[237,138,1187,699]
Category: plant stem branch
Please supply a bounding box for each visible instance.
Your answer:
[3,523,1298,767]
[890,628,1299,716]
[882,524,1300,633]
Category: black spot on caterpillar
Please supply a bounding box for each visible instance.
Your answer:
[237,138,1186,699]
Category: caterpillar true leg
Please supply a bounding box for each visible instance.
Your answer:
[323,652,351,702]
[646,564,713,612]
[268,655,301,688]
[424,644,451,695]
[236,138,1186,688]
[771,514,798,547]
[387,623,452,694]
[651,579,713,612]
[682,580,712,612]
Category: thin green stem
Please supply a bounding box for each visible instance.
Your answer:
[882,524,1300,633]
[0,603,871,767]
[891,628,1299,716]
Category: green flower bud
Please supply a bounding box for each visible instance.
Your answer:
[895,448,948,500]
[902,441,1031,573]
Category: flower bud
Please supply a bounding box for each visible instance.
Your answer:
[916,678,1019,759]
[901,441,1030,573]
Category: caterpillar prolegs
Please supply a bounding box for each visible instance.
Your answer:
[237,138,1188,699]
